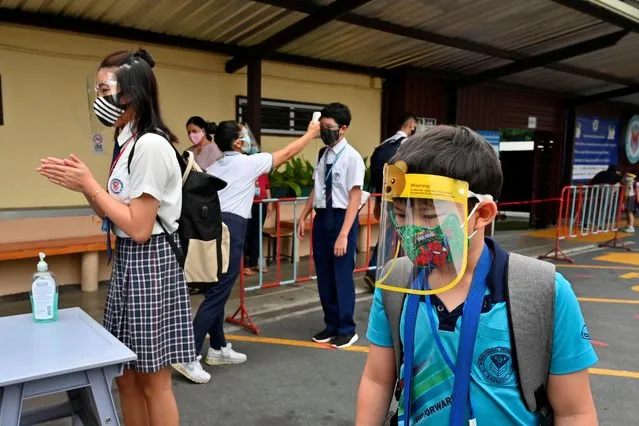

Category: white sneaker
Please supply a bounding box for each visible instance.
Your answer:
[172,356,211,384]
[623,226,635,233]
[205,343,247,365]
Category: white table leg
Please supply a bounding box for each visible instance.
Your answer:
[0,384,24,426]
[87,368,119,426]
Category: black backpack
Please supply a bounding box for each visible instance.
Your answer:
[127,135,229,288]
[370,136,405,192]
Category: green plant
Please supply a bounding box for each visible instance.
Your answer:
[269,157,315,197]
[290,157,315,188]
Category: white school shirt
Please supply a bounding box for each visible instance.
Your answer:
[381,130,408,145]
[206,152,274,219]
[107,124,182,238]
[313,138,365,209]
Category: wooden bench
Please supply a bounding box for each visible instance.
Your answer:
[0,235,114,292]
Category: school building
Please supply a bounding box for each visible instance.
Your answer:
[0,0,638,295]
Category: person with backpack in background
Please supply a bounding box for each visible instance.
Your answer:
[356,125,598,426]
[38,49,195,426]
[173,119,320,383]
[185,116,223,170]
[297,103,366,349]
[364,113,417,290]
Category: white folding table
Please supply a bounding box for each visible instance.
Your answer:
[0,307,136,425]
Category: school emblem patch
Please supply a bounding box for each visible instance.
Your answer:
[110,178,124,194]
[478,347,513,384]
[333,171,341,181]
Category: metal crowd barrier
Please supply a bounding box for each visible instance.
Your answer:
[226,194,380,334]
[539,183,630,263]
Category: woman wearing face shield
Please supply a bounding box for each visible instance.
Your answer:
[38,49,195,425]
[172,119,320,383]
[185,116,223,169]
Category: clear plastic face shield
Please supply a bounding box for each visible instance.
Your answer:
[375,161,492,295]
[87,70,126,151]
[239,124,261,155]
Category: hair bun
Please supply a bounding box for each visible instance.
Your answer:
[206,121,217,135]
[135,48,156,68]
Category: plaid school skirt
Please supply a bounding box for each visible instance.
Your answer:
[103,233,197,373]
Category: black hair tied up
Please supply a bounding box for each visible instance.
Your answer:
[98,48,177,143]
[132,48,156,68]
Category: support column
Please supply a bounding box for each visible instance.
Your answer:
[445,83,458,124]
[562,103,577,187]
[80,252,99,292]
[247,58,262,146]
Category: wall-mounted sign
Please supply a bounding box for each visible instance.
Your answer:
[527,116,537,129]
[476,130,501,155]
[415,117,437,134]
[92,133,104,154]
[625,115,639,165]
[572,115,620,182]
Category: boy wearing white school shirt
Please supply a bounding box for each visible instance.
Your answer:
[298,103,366,349]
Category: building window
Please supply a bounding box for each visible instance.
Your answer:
[236,96,325,136]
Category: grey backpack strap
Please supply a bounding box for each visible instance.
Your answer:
[507,253,556,419]
[379,257,414,400]
[382,287,405,388]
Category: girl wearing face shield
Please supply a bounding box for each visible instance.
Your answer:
[38,49,195,425]
[185,116,223,170]
[172,119,320,383]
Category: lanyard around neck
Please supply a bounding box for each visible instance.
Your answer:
[402,259,489,426]
[323,144,347,183]
[109,135,135,179]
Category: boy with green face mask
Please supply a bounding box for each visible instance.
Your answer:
[356,125,598,426]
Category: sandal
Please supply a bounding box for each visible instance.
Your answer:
[242,268,257,276]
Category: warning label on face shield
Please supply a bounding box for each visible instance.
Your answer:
[402,175,468,204]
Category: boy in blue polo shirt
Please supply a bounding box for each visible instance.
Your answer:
[356,125,598,425]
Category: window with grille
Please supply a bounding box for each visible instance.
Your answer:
[236,96,325,136]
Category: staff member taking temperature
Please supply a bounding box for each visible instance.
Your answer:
[173,119,320,384]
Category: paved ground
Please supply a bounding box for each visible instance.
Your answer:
[3,228,638,425]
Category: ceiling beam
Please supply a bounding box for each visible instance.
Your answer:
[456,30,629,86]
[224,0,374,74]
[575,84,639,104]
[0,8,385,77]
[551,0,639,32]
[252,0,637,86]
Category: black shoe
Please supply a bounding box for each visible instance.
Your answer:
[312,329,337,343]
[331,333,359,349]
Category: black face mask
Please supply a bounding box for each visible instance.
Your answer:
[320,129,340,146]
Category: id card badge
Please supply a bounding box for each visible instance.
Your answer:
[101,217,111,233]
[317,189,327,209]
[254,184,261,197]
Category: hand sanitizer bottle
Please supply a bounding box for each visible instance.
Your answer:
[31,252,58,323]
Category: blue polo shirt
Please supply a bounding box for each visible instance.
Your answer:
[367,244,598,425]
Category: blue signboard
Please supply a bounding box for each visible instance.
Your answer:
[477,131,501,155]
[572,116,620,182]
